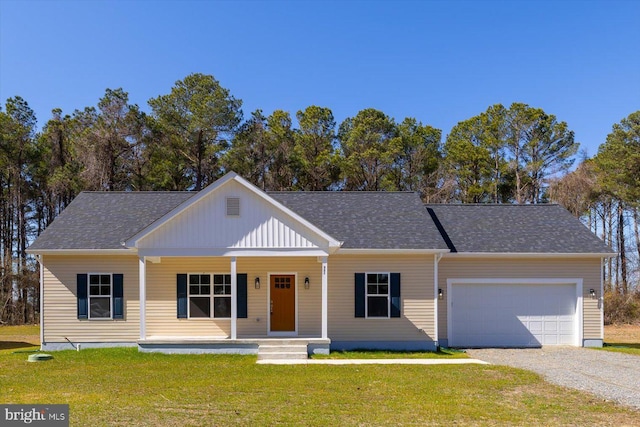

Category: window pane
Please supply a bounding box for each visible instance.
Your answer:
[378,285,388,295]
[90,297,110,318]
[224,284,231,295]
[367,274,377,284]
[367,284,378,295]
[190,285,200,295]
[200,275,211,285]
[214,297,231,318]
[189,275,200,285]
[89,285,100,296]
[201,285,210,295]
[100,274,111,285]
[214,285,225,295]
[89,275,99,285]
[100,285,111,296]
[214,275,223,285]
[224,274,231,284]
[190,297,210,317]
[367,296,388,317]
[378,274,388,284]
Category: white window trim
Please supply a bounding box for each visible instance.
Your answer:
[87,272,113,320]
[187,272,232,320]
[365,272,391,319]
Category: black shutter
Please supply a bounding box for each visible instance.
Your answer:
[390,273,401,318]
[237,273,248,319]
[77,273,88,319]
[112,274,124,319]
[355,273,365,318]
[177,274,187,318]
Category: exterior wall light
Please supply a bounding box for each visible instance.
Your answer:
[255,277,260,289]
[438,288,443,300]
[304,277,310,289]
[589,288,596,299]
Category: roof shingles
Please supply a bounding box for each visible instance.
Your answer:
[425,204,614,254]
[28,192,194,250]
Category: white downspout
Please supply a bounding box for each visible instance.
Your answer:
[139,256,146,340]
[434,253,443,349]
[39,254,44,349]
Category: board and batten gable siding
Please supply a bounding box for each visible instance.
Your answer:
[437,257,602,341]
[42,255,139,343]
[145,256,323,338]
[137,180,326,250]
[327,254,436,342]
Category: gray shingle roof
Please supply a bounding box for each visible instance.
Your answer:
[425,204,614,254]
[269,192,449,250]
[28,192,194,250]
[28,186,613,255]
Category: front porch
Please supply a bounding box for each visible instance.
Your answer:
[138,337,331,357]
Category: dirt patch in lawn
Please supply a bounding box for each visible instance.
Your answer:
[0,325,39,352]
[605,324,640,344]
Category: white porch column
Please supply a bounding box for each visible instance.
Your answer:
[321,256,328,339]
[139,256,146,340]
[230,256,237,340]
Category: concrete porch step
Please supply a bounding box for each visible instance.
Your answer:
[258,344,308,360]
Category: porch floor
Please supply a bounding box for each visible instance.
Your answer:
[137,337,331,356]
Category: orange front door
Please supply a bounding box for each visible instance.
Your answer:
[270,275,295,332]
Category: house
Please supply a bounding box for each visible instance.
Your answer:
[27,172,615,354]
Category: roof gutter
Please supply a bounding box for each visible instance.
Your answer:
[26,248,138,256]
[337,248,450,255]
[442,252,617,259]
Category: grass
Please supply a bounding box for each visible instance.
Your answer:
[312,348,468,359]
[2,326,639,426]
[601,324,640,356]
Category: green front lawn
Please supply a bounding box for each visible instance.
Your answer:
[599,343,640,356]
[312,348,467,359]
[2,347,639,426]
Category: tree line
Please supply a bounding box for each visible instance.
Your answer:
[549,111,640,322]
[1,72,638,324]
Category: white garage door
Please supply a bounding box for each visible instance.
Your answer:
[449,282,578,348]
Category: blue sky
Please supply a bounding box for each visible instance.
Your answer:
[1,0,638,157]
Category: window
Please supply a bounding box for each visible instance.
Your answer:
[188,273,232,318]
[366,273,390,318]
[88,273,112,319]
[355,272,400,319]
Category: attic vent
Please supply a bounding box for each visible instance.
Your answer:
[226,197,240,216]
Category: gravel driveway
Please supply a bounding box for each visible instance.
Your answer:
[467,347,640,410]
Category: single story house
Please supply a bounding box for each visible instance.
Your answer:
[27,172,615,354]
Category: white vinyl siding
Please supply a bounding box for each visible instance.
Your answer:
[137,180,324,250]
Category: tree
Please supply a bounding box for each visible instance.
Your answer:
[338,108,401,191]
[223,110,270,190]
[592,111,640,294]
[73,88,146,191]
[149,73,243,191]
[505,103,577,203]
[443,116,493,203]
[293,106,340,191]
[0,97,39,324]
[264,110,296,190]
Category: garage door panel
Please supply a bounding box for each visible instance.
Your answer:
[450,282,577,348]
